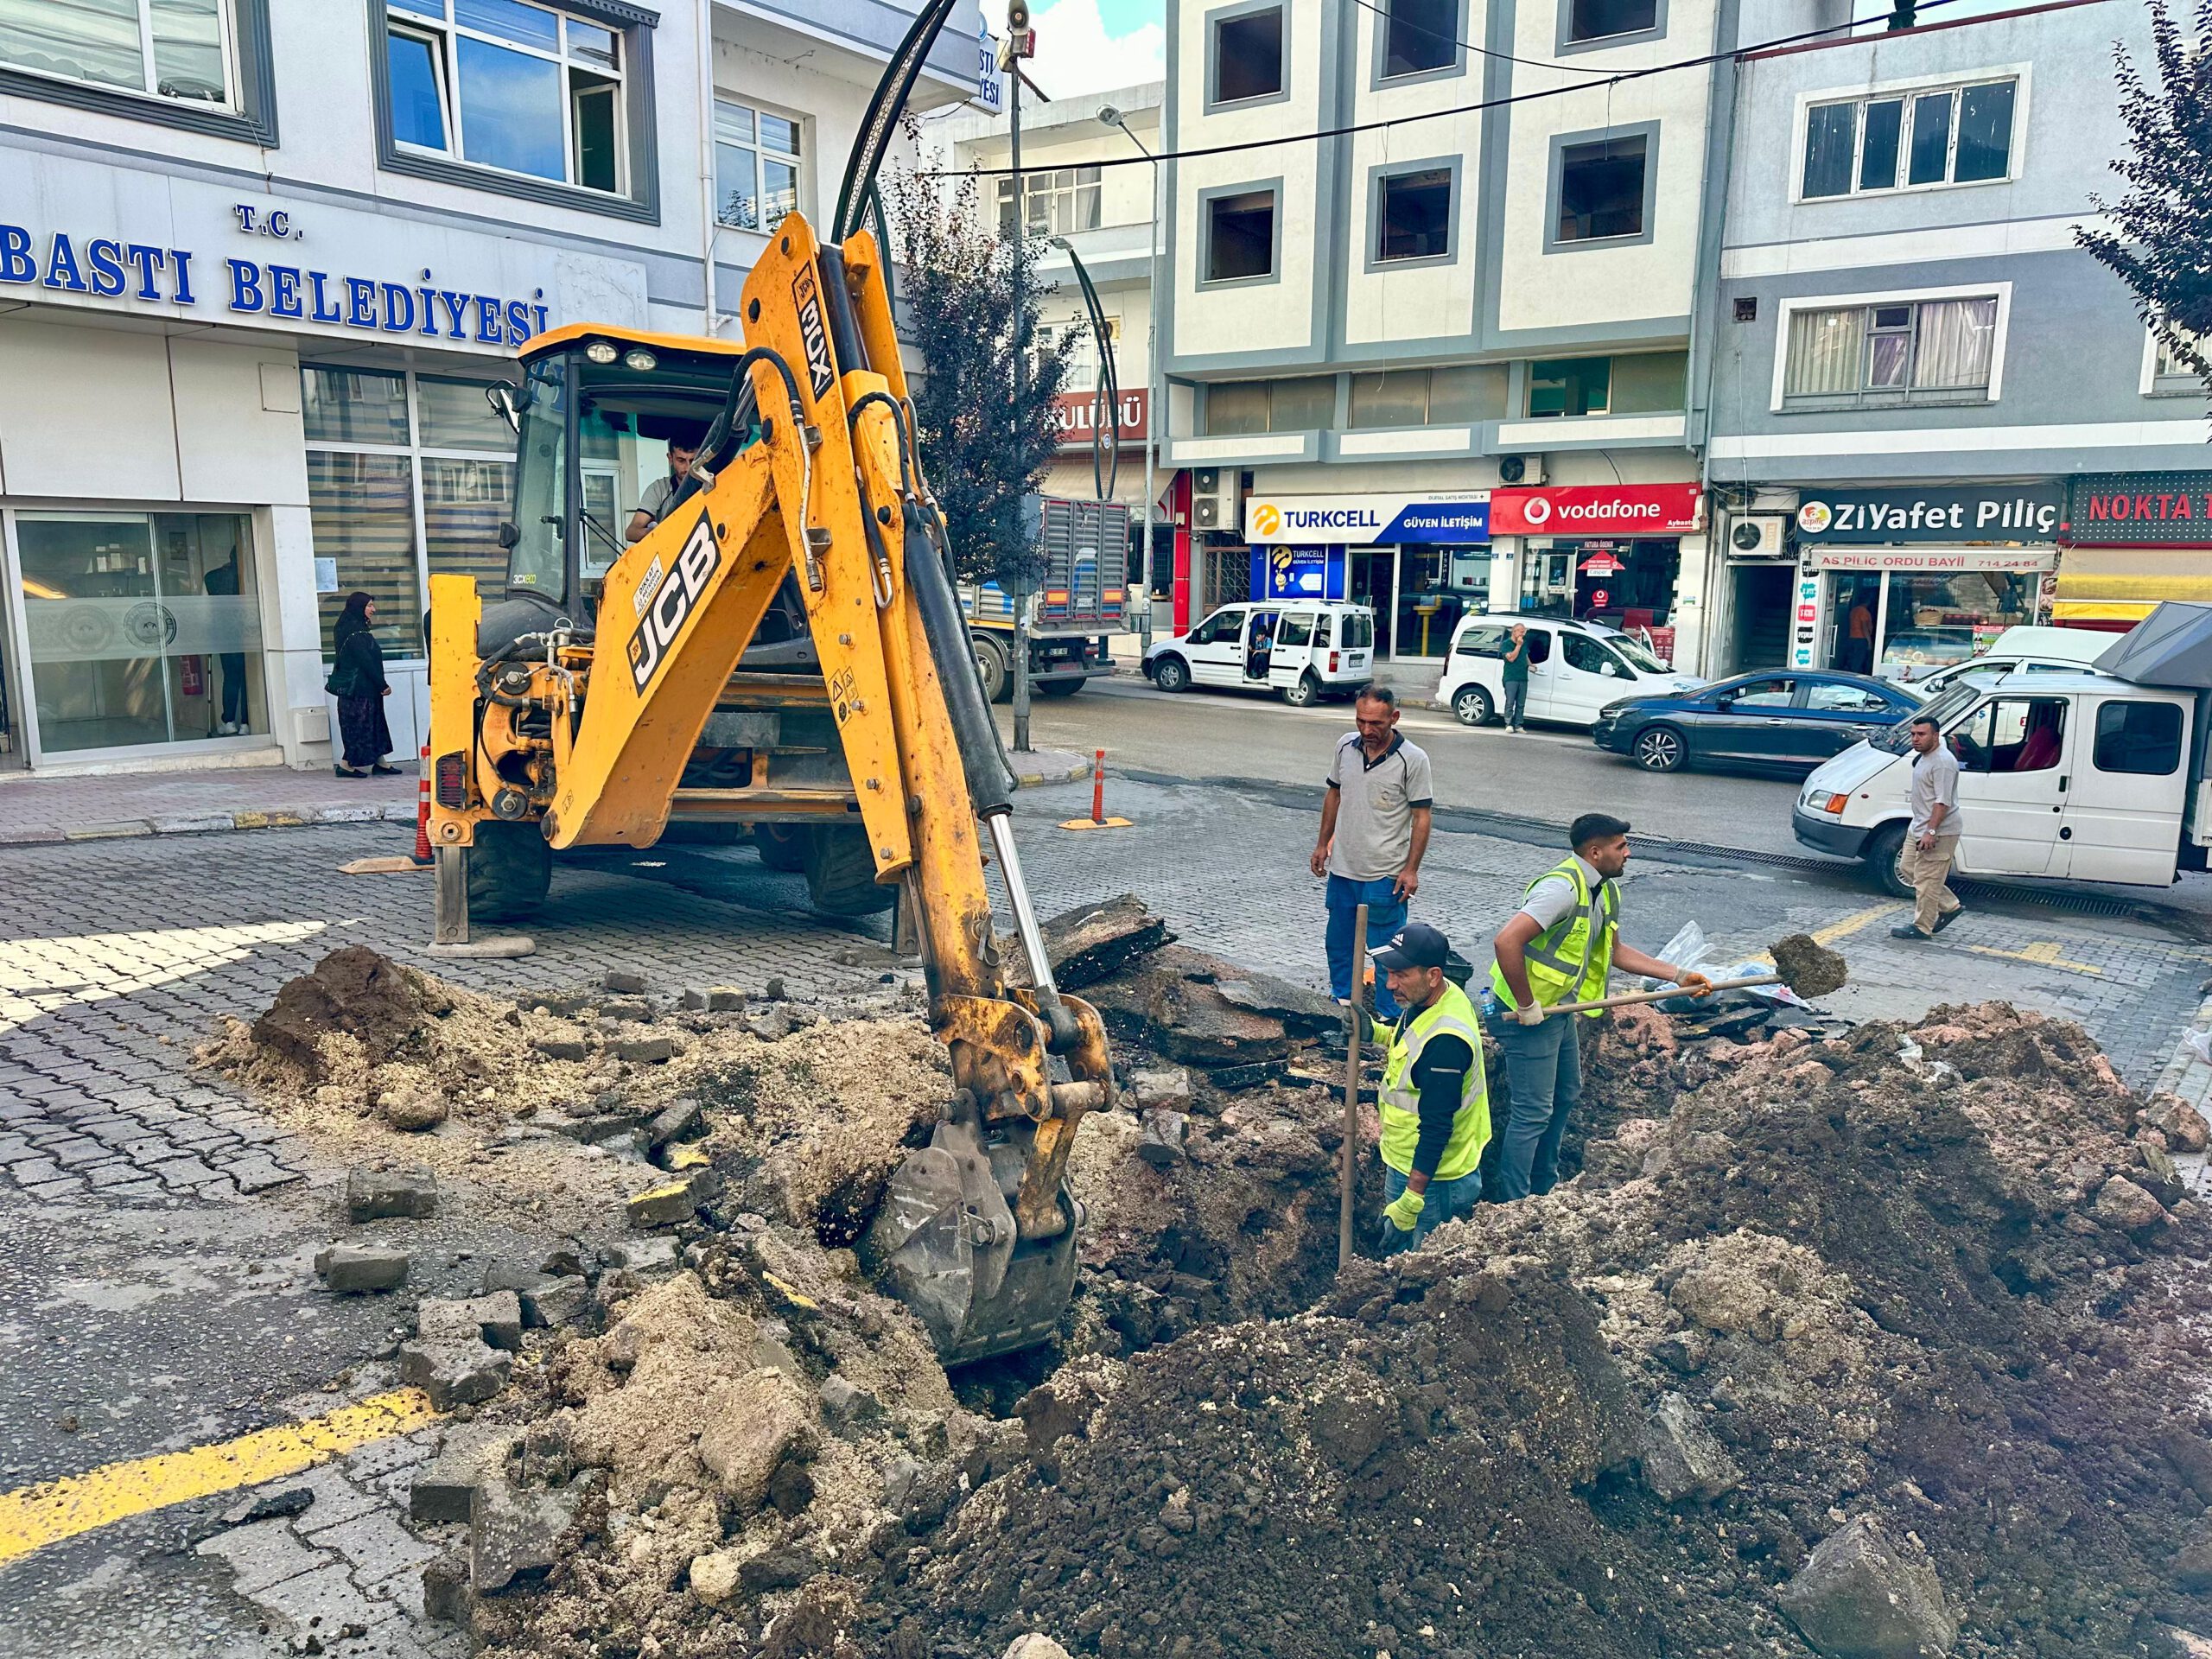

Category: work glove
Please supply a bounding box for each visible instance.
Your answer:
[1513,1002,1545,1027]
[1382,1188,1426,1233]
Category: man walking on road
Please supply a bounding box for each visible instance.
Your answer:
[1891,715,1963,940]
[1367,923,1488,1254]
[1489,813,1710,1200]
[1312,686,1433,1020]
[1501,622,1531,734]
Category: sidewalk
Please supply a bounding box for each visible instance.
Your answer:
[0,750,1092,848]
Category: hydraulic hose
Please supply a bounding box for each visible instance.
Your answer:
[904,500,1014,816]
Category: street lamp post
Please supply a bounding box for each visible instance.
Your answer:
[1100,103,1160,655]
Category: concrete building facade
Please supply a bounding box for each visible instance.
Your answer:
[0,0,980,773]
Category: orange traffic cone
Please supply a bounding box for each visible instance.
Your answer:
[412,745,434,865]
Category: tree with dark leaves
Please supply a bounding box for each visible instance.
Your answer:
[2077,0,2212,398]
[882,149,1073,588]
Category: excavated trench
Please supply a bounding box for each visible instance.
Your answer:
[207,913,2212,1659]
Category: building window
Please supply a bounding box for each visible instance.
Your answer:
[1211,5,1283,105]
[303,365,517,658]
[385,0,625,191]
[12,510,268,754]
[1783,297,1999,405]
[715,99,801,230]
[375,0,657,222]
[1205,187,1278,283]
[2148,321,2202,396]
[1381,0,1456,78]
[1802,79,2016,199]
[0,0,274,140]
[1348,365,1506,427]
[1201,376,1332,435]
[1565,0,1658,42]
[997,166,1103,238]
[1041,315,1121,391]
[1555,135,1647,242]
[1376,168,1452,262]
[1526,357,1611,417]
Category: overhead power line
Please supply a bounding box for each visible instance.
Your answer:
[943,0,2025,179]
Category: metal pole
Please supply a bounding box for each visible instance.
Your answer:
[1007,56,1033,753]
[1338,902,1368,1269]
[1141,143,1160,655]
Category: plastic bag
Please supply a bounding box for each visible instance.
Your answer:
[1639,921,1808,1012]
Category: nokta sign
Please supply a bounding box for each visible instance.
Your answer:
[1486,483,1701,537]
[2063,473,2212,546]
[1794,485,2061,543]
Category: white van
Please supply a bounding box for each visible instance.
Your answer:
[1795,667,2202,891]
[1143,601,1376,706]
[1436,614,1705,729]
[1892,624,2121,697]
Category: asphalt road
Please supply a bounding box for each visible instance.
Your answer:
[1001,672,1820,857]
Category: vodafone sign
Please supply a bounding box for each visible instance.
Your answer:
[1489,483,1702,537]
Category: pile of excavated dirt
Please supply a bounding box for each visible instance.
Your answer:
[855,1002,2212,1659]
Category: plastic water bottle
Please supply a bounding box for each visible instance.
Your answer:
[1478,986,1500,1020]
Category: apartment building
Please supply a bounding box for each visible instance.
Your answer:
[926,81,1171,607]
[1703,0,2210,682]
[1160,0,1814,665]
[0,0,979,773]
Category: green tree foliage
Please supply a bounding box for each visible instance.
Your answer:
[883,156,1074,588]
[2078,0,2212,397]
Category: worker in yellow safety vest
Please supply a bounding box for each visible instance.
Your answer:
[1489,812,1711,1202]
[1368,922,1490,1253]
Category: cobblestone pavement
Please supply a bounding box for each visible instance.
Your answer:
[2,772,2208,1656]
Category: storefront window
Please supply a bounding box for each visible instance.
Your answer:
[16,511,265,754]
[1394,549,1463,658]
[303,363,518,658]
[1873,569,2031,680]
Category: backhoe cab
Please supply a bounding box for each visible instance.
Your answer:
[424,218,1113,1363]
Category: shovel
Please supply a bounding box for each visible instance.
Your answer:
[1526,932,1847,1020]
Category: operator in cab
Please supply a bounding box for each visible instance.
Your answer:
[626,433,703,543]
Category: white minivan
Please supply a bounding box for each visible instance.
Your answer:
[1794,667,2202,890]
[1436,614,1705,729]
[1890,624,2121,697]
[1143,601,1376,706]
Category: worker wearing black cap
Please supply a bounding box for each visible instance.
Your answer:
[1367,922,1490,1253]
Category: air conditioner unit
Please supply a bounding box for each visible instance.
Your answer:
[1192,494,1225,531]
[1497,454,1545,486]
[1729,513,1789,557]
[1190,467,1228,531]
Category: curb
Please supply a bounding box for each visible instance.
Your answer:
[0,802,419,849]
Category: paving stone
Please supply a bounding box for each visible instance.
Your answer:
[316,1244,410,1294]
[399,1337,512,1409]
[346,1164,438,1221]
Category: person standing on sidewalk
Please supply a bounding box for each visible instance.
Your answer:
[1500,622,1531,734]
[1366,922,1489,1254]
[326,592,398,779]
[1488,813,1710,1199]
[1891,715,1964,940]
[1311,686,1433,1020]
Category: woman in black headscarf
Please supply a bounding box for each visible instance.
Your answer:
[326,592,397,778]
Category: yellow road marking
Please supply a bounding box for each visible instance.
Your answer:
[1967,941,2105,976]
[0,1389,439,1567]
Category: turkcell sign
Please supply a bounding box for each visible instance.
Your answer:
[1243,492,1489,545]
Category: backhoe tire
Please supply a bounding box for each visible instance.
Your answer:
[754,823,809,872]
[467,821,551,921]
[804,824,895,917]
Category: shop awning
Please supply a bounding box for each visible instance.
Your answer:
[2091,601,2212,686]
[2054,545,2212,613]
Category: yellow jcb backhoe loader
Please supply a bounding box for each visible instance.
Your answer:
[423,215,1110,1363]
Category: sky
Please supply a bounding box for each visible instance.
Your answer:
[1021,0,1166,99]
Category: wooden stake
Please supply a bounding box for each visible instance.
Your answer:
[1338,902,1368,1271]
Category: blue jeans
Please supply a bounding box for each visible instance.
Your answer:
[1489,1010,1583,1200]
[1502,680,1528,729]
[1380,1163,1482,1254]
[1325,874,1406,1018]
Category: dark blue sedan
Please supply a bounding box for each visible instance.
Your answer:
[1591,671,1923,773]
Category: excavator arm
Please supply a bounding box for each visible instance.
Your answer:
[429,215,1110,1363]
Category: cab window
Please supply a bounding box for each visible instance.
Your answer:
[1187,608,1245,645]
[1724,677,1796,709]
[1954,696,2066,772]
[1340,611,1375,650]
[1277,613,1314,649]
[1804,682,1890,714]
[2094,700,2183,775]
[1454,624,1510,658]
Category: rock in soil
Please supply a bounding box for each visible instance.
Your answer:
[1777,1515,1956,1658]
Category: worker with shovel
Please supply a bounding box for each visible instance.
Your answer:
[1368,922,1490,1253]
[1489,814,1712,1201]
